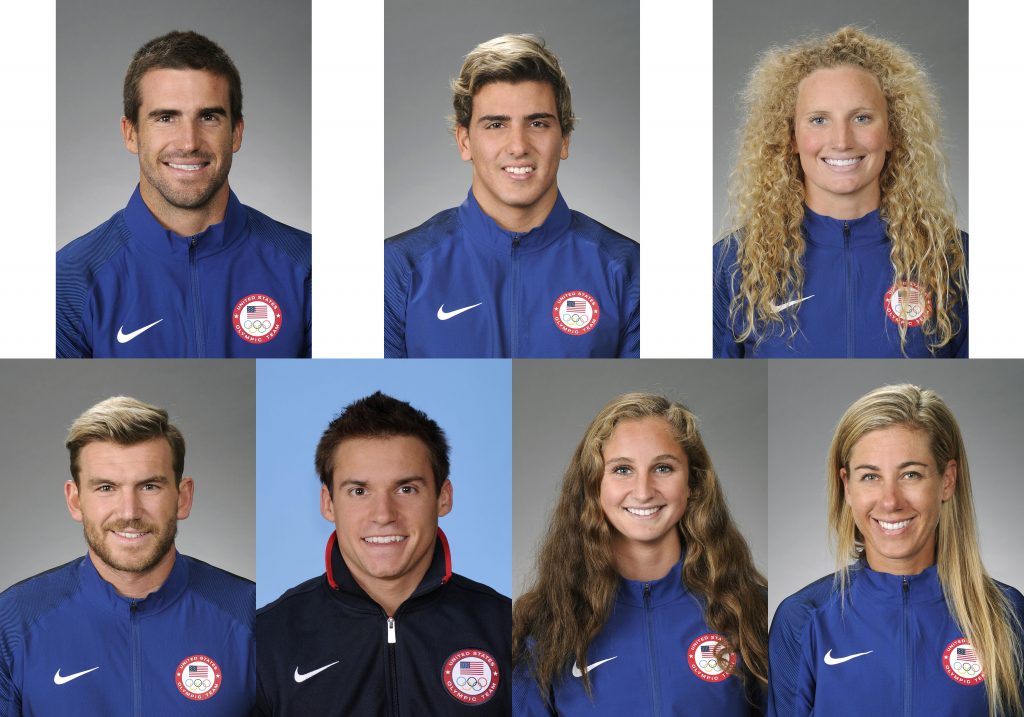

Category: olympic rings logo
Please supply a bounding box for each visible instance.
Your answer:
[184,678,212,690]
[455,676,489,691]
[698,658,722,671]
[243,319,272,332]
[561,313,588,325]
[952,661,979,675]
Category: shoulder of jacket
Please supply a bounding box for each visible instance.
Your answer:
[0,559,82,638]
[568,211,638,261]
[446,573,512,609]
[385,208,461,257]
[182,555,255,625]
[773,572,838,633]
[256,574,325,624]
[57,210,132,279]
[241,204,311,269]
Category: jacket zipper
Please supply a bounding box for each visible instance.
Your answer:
[511,235,520,357]
[188,238,205,357]
[902,577,911,717]
[386,615,399,717]
[643,584,661,717]
[843,221,853,357]
[130,600,141,717]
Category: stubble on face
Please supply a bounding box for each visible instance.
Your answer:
[82,513,177,574]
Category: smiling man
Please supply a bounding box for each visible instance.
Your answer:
[255,391,511,715]
[56,31,311,358]
[0,396,255,715]
[385,34,639,358]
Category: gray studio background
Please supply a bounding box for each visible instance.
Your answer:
[512,360,768,600]
[56,0,311,247]
[713,0,968,237]
[0,361,255,590]
[384,0,639,241]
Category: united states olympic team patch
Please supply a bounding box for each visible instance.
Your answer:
[232,293,282,344]
[943,638,984,686]
[442,648,499,705]
[175,654,222,700]
[552,290,600,336]
[884,281,931,328]
[687,633,736,683]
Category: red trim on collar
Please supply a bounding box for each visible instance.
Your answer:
[437,527,452,584]
[325,532,339,589]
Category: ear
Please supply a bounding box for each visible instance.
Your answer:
[560,132,570,161]
[456,125,472,162]
[65,480,83,523]
[940,459,957,502]
[320,484,336,522]
[232,117,245,153]
[436,479,453,518]
[839,467,851,505]
[176,476,195,520]
[121,117,139,155]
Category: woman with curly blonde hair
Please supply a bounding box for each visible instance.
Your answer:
[713,27,967,358]
[769,384,1023,716]
[513,393,767,715]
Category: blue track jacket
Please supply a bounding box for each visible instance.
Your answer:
[513,560,763,716]
[0,552,255,716]
[385,190,639,358]
[713,207,967,358]
[57,187,311,358]
[768,563,1024,716]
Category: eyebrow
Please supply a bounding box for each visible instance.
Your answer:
[146,106,228,119]
[337,476,428,489]
[84,474,170,487]
[605,454,684,465]
[477,112,557,124]
[801,106,879,116]
[851,460,929,472]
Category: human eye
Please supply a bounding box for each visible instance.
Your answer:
[809,116,827,126]
[201,112,220,123]
[485,121,505,130]
[348,486,367,497]
[529,119,550,128]
[141,483,160,492]
[853,114,872,124]
[397,484,418,495]
[654,464,674,474]
[858,472,880,482]
[900,470,923,480]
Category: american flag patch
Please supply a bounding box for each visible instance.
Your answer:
[247,304,268,319]
[460,660,485,675]
[957,648,977,662]
[189,664,209,677]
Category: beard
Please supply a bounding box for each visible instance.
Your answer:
[83,516,177,574]
[141,150,232,211]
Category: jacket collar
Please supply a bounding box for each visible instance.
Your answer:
[79,549,189,614]
[324,527,453,611]
[616,556,688,608]
[802,205,888,249]
[850,560,945,603]
[123,184,248,258]
[457,187,572,254]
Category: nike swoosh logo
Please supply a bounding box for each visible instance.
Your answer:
[437,303,482,321]
[823,649,873,665]
[117,319,163,343]
[54,667,100,685]
[294,661,340,683]
[571,656,617,677]
[771,295,816,312]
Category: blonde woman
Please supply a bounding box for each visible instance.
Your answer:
[714,27,966,358]
[769,385,1023,716]
[513,393,766,715]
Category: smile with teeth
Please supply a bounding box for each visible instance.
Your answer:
[113,530,149,540]
[625,506,663,517]
[875,517,912,531]
[166,162,207,171]
[823,157,862,167]
[504,166,534,175]
[363,535,406,544]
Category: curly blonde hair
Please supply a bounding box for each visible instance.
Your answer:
[724,26,966,352]
[513,393,767,704]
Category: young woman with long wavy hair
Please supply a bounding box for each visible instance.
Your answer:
[714,27,967,358]
[513,393,767,715]
[769,384,1023,716]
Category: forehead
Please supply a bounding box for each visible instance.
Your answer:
[795,65,886,110]
[78,438,174,477]
[849,425,933,464]
[137,68,230,110]
[603,417,686,460]
[471,80,557,117]
[332,435,435,486]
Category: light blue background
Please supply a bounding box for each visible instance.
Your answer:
[256,359,512,608]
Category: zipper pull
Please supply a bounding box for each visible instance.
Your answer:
[387,616,396,644]
[903,576,909,593]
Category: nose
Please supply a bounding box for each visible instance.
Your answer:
[506,121,527,157]
[878,479,904,513]
[176,119,200,154]
[632,471,655,502]
[371,492,398,524]
[830,120,853,150]
[118,488,143,521]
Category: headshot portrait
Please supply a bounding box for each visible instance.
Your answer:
[713,0,967,358]
[55,0,311,359]
[254,360,511,715]
[511,361,768,714]
[383,0,639,359]
[759,361,1024,716]
[0,360,256,714]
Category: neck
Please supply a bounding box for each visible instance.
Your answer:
[864,547,935,576]
[472,184,558,234]
[139,181,230,237]
[805,185,880,221]
[612,532,682,582]
[354,570,428,617]
[90,546,177,599]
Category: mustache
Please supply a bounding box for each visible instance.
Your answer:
[103,519,156,533]
[160,151,214,162]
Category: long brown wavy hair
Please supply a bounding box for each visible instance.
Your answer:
[827,384,1022,716]
[723,26,966,352]
[513,393,767,702]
